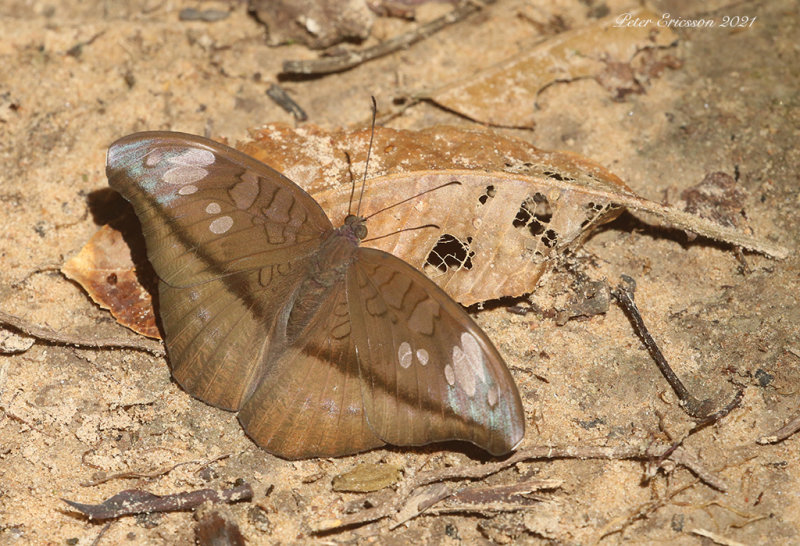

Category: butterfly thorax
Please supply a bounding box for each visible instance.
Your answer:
[283,216,366,342]
[307,215,367,288]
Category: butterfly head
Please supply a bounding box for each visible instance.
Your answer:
[343,214,368,241]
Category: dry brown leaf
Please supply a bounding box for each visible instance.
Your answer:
[62,223,160,338]
[242,124,787,305]
[428,8,678,128]
[72,124,787,334]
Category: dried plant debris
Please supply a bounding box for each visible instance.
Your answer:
[249,0,374,49]
[282,0,487,75]
[62,483,252,521]
[332,462,403,493]
[74,125,787,336]
[62,223,159,339]
[312,441,723,534]
[195,510,246,546]
[244,125,788,304]
[678,171,749,229]
[429,8,679,128]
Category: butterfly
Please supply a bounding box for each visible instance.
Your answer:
[107,131,525,459]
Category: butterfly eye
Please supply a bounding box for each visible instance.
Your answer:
[353,223,368,240]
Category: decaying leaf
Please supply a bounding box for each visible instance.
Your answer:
[429,8,678,128]
[62,224,160,338]
[62,483,252,520]
[76,124,787,333]
[242,124,787,305]
[332,462,403,493]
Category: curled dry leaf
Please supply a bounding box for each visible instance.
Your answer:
[62,223,160,338]
[429,8,678,128]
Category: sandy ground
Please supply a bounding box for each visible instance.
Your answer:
[1,0,798,544]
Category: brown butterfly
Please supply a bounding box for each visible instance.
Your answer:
[107,131,525,459]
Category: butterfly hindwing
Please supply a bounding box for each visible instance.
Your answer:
[347,248,525,456]
[237,282,385,459]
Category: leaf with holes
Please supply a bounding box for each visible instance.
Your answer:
[241,124,787,305]
[73,124,787,330]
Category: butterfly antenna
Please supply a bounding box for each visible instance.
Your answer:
[355,96,378,218]
[363,179,462,221]
[363,223,439,244]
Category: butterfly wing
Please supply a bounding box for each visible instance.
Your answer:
[107,132,333,409]
[347,248,525,456]
[237,282,385,459]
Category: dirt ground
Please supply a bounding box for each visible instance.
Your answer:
[1,0,798,544]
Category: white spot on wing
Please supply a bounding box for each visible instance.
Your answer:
[178,184,198,195]
[444,364,455,386]
[170,148,215,166]
[163,166,207,185]
[487,385,498,407]
[145,149,164,167]
[460,332,486,382]
[398,341,412,369]
[416,348,429,366]
[209,215,233,234]
[452,345,477,396]
[206,202,222,214]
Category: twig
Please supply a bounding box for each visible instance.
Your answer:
[612,277,716,418]
[282,1,493,75]
[0,309,164,356]
[595,480,697,543]
[691,528,747,546]
[266,84,308,121]
[311,441,725,533]
[91,522,113,546]
[81,453,232,487]
[757,411,800,444]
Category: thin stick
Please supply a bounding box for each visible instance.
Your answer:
[0,309,164,356]
[611,277,714,418]
[80,453,232,487]
[265,83,307,122]
[757,411,800,444]
[282,1,493,75]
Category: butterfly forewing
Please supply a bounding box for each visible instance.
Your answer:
[107,132,332,287]
[347,248,525,455]
[107,132,332,410]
